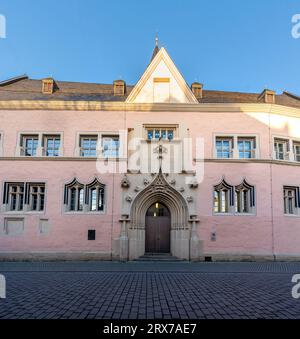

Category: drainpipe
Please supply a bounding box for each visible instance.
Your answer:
[119,214,130,261]
[268,105,276,262]
[189,215,200,261]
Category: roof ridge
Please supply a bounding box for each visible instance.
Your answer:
[283,91,300,101]
[0,74,28,86]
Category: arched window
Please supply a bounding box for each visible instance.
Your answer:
[64,179,84,212]
[235,180,255,214]
[214,179,234,214]
[86,179,105,212]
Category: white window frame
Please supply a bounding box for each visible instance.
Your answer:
[16,132,63,157]
[102,135,120,158]
[274,138,290,161]
[293,141,300,162]
[215,137,233,159]
[283,186,300,216]
[237,137,256,159]
[213,134,259,159]
[79,135,98,157]
[145,126,177,141]
[75,131,123,159]
[21,134,39,157]
[42,134,62,157]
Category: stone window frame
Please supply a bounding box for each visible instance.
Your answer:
[283,186,300,216]
[143,124,178,141]
[234,180,256,215]
[74,131,124,159]
[213,179,235,215]
[293,141,300,162]
[213,133,260,159]
[63,178,106,215]
[1,181,47,215]
[26,183,46,212]
[213,178,256,216]
[273,135,300,163]
[16,131,64,157]
[42,134,62,157]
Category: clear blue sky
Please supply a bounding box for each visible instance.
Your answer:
[0,0,300,94]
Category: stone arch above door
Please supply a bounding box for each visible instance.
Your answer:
[130,171,189,231]
[119,170,201,261]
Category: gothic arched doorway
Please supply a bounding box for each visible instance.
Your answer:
[145,202,171,253]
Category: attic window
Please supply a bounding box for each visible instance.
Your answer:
[42,79,54,94]
[259,89,275,104]
[114,80,126,96]
[191,82,203,99]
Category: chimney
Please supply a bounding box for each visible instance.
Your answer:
[42,78,56,94]
[113,80,126,96]
[259,89,276,104]
[191,82,203,99]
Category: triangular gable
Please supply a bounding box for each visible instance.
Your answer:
[126,48,198,104]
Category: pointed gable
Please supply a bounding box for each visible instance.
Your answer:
[126,48,198,104]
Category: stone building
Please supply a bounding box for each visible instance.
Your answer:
[0,42,300,261]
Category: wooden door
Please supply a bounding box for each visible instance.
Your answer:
[145,203,171,253]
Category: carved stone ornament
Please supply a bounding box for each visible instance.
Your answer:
[188,179,199,189]
[125,195,132,202]
[186,196,194,203]
[143,178,150,186]
[179,187,185,193]
[134,186,141,192]
[170,179,176,186]
[121,175,130,188]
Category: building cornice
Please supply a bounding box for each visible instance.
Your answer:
[0,156,300,167]
[0,100,300,117]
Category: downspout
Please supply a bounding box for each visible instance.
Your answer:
[268,104,276,261]
[110,172,115,261]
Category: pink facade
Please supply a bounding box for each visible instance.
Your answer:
[0,47,300,261]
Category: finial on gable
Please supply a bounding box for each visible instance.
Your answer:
[155,33,159,47]
[151,33,160,62]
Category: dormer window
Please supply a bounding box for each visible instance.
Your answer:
[259,89,276,104]
[42,78,55,94]
[113,80,126,96]
[191,82,203,99]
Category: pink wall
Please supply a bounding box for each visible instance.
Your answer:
[0,108,300,258]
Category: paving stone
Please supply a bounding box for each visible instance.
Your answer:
[0,262,300,319]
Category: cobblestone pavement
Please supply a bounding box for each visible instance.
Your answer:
[0,262,300,319]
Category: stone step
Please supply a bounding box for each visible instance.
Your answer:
[135,253,184,262]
